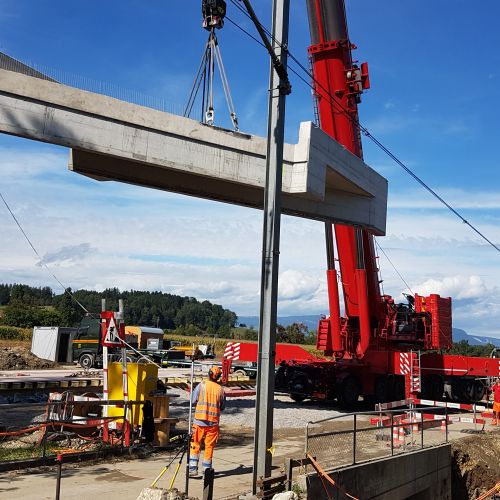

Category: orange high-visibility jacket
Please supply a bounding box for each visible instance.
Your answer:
[194,380,224,424]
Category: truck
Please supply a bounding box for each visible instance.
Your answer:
[72,316,215,369]
[255,0,500,408]
[72,316,183,369]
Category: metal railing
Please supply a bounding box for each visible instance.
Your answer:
[0,51,184,116]
[305,406,450,471]
[0,398,146,462]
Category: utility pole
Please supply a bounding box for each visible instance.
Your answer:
[252,0,290,491]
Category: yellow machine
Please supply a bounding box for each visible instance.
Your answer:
[124,326,164,350]
[108,362,158,426]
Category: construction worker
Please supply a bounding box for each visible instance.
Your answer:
[491,377,500,426]
[189,365,225,476]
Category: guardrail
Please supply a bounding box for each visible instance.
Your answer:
[0,398,147,462]
[304,406,455,471]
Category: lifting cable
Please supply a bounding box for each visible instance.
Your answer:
[226,0,500,254]
[375,240,413,296]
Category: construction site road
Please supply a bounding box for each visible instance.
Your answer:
[2,423,499,500]
[0,428,304,500]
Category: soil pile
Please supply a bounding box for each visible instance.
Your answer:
[451,430,500,499]
[0,345,57,370]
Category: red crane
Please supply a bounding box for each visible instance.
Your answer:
[271,0,500,406]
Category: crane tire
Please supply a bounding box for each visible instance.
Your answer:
[337,376,360,409]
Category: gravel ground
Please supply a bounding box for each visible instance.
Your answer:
[167,388,352,429]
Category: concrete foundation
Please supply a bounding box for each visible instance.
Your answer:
[305,444,451,500]
[0,66,387,234]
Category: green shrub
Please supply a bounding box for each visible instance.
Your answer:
[0,305,63,328]
[0,325,32,341]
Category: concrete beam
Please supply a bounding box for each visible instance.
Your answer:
[0,67,387,234]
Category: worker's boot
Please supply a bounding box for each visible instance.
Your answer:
[188,467,200,478]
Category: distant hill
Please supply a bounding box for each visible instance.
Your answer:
[237,315,500,347]
[452,328,500,347]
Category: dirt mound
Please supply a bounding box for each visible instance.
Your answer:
[0,345,57,370]
[451,430,500,499]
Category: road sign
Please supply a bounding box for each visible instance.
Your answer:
[101,311,124,347]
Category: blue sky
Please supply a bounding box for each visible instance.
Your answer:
[1,1,499,337]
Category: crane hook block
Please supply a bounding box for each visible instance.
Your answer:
[202,0,227,30]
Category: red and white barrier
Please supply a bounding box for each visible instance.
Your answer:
[375,399,411,411]
[413,398,486,412]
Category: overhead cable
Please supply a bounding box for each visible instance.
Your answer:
[225,2,500,254]
[1,191,161,367]
[0,192,91,315]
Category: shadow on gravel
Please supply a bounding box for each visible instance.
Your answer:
[218,432,254,447]
[219,397,368,415]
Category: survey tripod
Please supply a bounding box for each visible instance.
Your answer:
[150,344,197,494]
[150,432,190,490]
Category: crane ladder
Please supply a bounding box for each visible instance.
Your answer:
[410,350,422,393]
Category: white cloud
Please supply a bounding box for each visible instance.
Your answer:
[278,269,321,301]
[1,139,500,337]
[413,275,490,301]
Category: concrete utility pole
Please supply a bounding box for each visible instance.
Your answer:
[253,0,290,491]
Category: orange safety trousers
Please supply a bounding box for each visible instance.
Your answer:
[189,424,220,471]
[492,402,500,425]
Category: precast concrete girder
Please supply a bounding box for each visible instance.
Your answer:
[0,68,387,234]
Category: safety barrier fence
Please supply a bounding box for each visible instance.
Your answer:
[304,405,456,472]
[0,398,147,462]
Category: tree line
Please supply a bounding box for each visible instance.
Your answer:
[0,283,237,336]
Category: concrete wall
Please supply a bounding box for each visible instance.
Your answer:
[305,444,451,500]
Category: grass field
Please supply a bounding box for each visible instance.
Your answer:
[163,332,323,358]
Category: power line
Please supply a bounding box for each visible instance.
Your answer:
[1,191,162,366]
[0,191,92,315]
[225,3,500,254]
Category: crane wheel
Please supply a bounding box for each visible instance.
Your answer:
[374,376,390,403]
[473,380,485,401]
[337,376,360,409]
